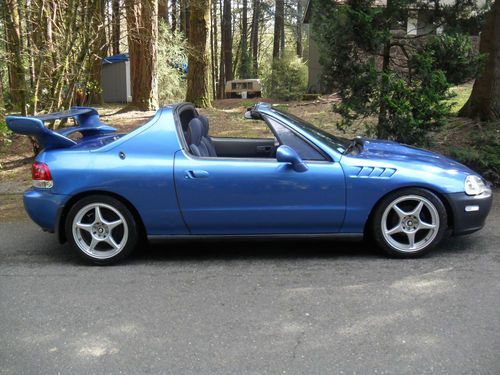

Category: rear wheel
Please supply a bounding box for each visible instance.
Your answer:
[65,195,138,265]
[372,188,447,257]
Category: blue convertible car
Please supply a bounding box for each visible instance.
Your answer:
[7,103,493,264]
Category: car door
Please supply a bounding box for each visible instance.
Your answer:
[173,150,346,235]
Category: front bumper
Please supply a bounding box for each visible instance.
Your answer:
[23,189,68,232]
[445,190,493,235]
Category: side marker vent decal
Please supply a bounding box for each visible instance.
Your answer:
[349,166,396,178]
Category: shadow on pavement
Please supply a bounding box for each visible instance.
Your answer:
[8,222,480,266]
[134,238,379,263]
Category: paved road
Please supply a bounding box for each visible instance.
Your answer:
[1,195,499,375]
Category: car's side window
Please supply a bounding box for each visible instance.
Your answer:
[265,117,326,161]
[209,118,275,139]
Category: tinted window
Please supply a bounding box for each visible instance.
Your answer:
[269,108,350,154]
[266,117,325,161]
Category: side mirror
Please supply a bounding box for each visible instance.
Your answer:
[276,145,308,172]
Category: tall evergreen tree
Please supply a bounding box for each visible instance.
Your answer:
[158,0,169,21]
[171,0,177,31]
[296,0,302,57]
[273,0,284,59]
[238,0,251,78]
[125,0,159,110]
[2,0,28,115]
[88,0,108,104]
[459,0,500,120]
[186,0,212,107]
[112,0,121,54]
[250,0,260,75]
[221,0,232,96]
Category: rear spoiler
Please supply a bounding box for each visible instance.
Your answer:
[6,107,116,150]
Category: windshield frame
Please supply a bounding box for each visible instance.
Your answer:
[268,108,351,155]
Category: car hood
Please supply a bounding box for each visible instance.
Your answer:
[354,138,475,174]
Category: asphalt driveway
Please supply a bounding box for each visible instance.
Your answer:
[0,192,499,375]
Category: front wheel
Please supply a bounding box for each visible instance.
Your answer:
[372,188,447,257]
[65,195,138,265]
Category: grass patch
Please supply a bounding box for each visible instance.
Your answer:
[239,99,258,108]
[272,104,289,112]
[447,81,473,115]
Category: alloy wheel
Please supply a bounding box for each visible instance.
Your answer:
[381,195,440,252]
[72,203,129,260]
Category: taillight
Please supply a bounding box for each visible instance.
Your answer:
[32,162,53,188]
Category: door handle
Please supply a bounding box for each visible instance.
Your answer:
[185,170,210,179]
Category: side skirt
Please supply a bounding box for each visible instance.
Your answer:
[147,233,364,243]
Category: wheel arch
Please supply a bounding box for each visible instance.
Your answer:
[57,190,147,244]
[363,185,454,237]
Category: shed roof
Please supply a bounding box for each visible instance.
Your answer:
[102,53,129,65]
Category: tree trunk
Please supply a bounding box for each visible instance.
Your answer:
[232,36,241,79]
[179,0,189,36]
[158,0,169,21]
[273,0,284,59]
[171,0,177,31]
[185,0,212,107]
[3,0,28,115]
[296,0,302,57]
[218,0,225,98]
[180,0,186,32]
[459,0,500,120]
[112,0,121,54]
[211,0,218,98]
[0,66,5,111]
[221,0,232,94]
[28,0,44,114]
[88,0,107,104]
[280,0,285,57]
[237,0,250,78]
[125,0,159,110]
[25,1,35,91]
[250,0,259,75]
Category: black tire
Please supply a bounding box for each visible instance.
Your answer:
[65,195,138,265]
[371,188,447,258]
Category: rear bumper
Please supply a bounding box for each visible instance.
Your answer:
[23,189,68,233]
[445,190,493,235]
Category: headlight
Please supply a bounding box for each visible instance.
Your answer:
[464,175,486,196]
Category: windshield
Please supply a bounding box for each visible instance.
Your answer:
[270,108,351,154]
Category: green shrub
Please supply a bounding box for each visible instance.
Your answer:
[448,125,500,185]
[423,33,484,85]
[379,73,451,146]
[334,48,453,146]
[262,54,307,101]
[309,0,484,147]
[157,21,187,105]
[379,49,453,146]
[0,117,12,145]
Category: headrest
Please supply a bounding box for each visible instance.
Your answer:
[198,115,209,137]
[188,118,203,145]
